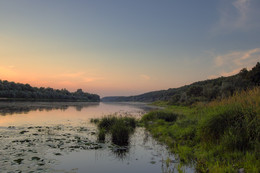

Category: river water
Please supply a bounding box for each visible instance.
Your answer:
[0,102,195,173]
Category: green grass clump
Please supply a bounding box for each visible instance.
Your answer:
[141,110,179,122]
[198,103,258,151]
[90,118,99,124]
[98,128,106,142]
[198,88,260,151]
[98,116,117,130]
[91,115,137,146]
[111,120,131,145]
[141,87,260,172]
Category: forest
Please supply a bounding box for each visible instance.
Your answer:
[102,62,260,105]
[0,81,100,102]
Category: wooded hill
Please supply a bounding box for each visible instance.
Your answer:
[102,62,260,105]
[0,81,100,102]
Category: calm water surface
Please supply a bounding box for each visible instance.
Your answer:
[0,102,195,173]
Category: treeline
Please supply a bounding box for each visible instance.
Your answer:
[102,62,260,105]
[0,81,100,102]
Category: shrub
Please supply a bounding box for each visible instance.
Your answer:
[111,120,131,145]
[92,115,137,146]
[98,116,117,130]
[90,118,99,124]
[98,128,106,142]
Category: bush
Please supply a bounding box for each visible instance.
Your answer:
[111,120,131,145]
[92,115,137,146]
[98,128,106,142]
[90,118,99,124]
[98,116,117,130]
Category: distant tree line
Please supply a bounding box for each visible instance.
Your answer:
[0,81,100,102]
[102,62,260,105]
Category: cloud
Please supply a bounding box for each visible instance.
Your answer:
[83,77,104,82]
[212,0,259,33]
[53,72,103,83]
[210,48,260,78]
[140,74,151,80]
[220,68,242,76]
[214,48,260,67]
[232,0,250,25]
[215,55,224,66]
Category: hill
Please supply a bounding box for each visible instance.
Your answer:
[102,62,260,105]
[0,81,100,102]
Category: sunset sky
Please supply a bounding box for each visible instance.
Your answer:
[0,0,260,97]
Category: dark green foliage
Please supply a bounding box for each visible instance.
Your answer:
[142,110,179,122]
[199,104,259,151]
[142,88,260,172]
[245,62,260,85]
[98,128,106,142]
[92,116,137,146]
[0,80,100,101]
[98,116,117,130]
[102,62,260,106]
[123,116,137,128]
[90,118,99,124]
[187,85,203,97]
[97,116,136,130]
[111,120,131,145]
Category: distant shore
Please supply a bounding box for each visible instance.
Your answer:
[0,98,100,102]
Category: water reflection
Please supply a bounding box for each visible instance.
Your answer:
[0,102,100,115]
[0,102,158,127]
[0,102,195,173]
[110,146,130,160]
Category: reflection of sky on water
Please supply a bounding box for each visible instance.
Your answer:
[0,102,194,173]
[50,128,194,173]
[0,102,157,127]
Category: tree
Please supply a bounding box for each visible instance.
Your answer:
[187,85,203,97]
[249,62,260,85]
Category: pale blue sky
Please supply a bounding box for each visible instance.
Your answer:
[0,0,260,96]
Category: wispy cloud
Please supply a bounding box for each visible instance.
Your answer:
[212,0,259,33]
[53,72,103,83]
[83,77,104,82]
[214,48,260,67]
[210,48,260,78]
[220,68,242,76]
[140,74,151,80]
[232,0,250,26]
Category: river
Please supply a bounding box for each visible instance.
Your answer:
[0,102,194,173]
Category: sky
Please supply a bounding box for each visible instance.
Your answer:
[0,0,260,97]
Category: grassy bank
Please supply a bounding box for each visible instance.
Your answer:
[141,87,260,172]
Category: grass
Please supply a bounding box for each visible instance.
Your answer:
[141,110,180,122]
[98,128,106,142]
[91,115,137,146]
[141,87,260,172]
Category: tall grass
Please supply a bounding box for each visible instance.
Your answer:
[141,110,179,122]
[199,87,260,151]
[111,120,131,145]
[91,115,137,146]
[142,87,260,172]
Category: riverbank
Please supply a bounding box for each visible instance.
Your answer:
[141,87,260,172]
[0,98,100,102]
